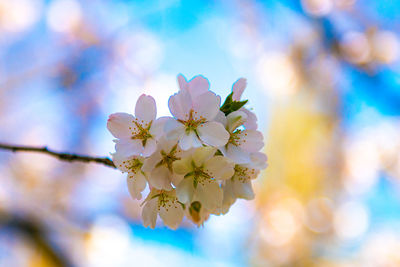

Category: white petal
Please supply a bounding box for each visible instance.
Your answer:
[214,110,227,127]
[150,116,169,140]
[232,78,247,101]
[135,94,157,124]
[233,179,255,200]
[192,133,203,148]
[238,130,264,152]
[227,110,247,132]
[197,121,229,147]
[168,90,192,120]
[187,75,210,99]
[176,177,195,204]
[204,156,235,180]
[248,152,268,170]
[148,166,173,190]
[107,113,136,139]
[171,173,184,187]
[192,147,217,167]
[172,157,192,175]
[115,139,143,157]
[142,198,158,229]
[176,147,193,159]
[142,151,162,172]
[158,137,178,152]
[127,172,147,200]
[192,91,221,121]
[177,74,188,91]
[159,197,184,230]
[222,179,236,214]
[223,144,251,164]
[196,181,222,210]
[164,118,185,141]
[179,130,201,151]
[241,108,258,130]
[142,138,157,157]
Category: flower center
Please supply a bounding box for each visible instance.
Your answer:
[233,165,256,182]
[156,144,180,172]
[184,161,212,188]
[120,158,143,174]
[129,159,143,174]
[157,191,179,211]
[228,130,246,146]
[131,119,153,146]
[178,109,206,133]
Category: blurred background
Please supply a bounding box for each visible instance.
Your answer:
[0,0,399,266]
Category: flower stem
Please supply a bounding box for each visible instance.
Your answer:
[0,143,116,169]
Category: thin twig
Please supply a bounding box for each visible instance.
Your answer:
[0,143,116,169]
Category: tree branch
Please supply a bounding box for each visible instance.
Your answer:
[0,143,116,169]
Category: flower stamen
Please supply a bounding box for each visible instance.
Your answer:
[178,109,206,134]
[155,144,180,172]
[131,120,153,146]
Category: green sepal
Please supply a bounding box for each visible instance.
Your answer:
[220,92,249,115]
[190,201,201,213]
[215,149,223,156]
[178,201,186,209]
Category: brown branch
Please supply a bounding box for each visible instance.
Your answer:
[0,143,116,169]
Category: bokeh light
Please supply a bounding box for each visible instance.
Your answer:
[301,0,333,17]
[257,51,300,97]
[340,31,371,64]
[46,0,82,34]
[333,201,369,240]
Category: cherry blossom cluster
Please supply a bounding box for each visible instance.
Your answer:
[107,74,267,229]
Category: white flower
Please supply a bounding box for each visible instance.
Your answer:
[227,165,259,199]
[219,110,264,164]
[231,78,258,130]
[142,189,184,230]
[173,147,235,211]
[165,86,229,150]
[221,152,268,213]
[112,152,147,200]
[107,94,165,157]
[141,138,185,190]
